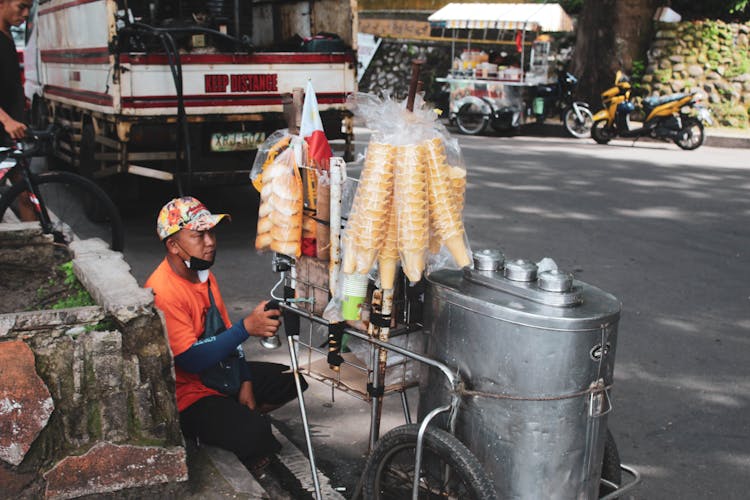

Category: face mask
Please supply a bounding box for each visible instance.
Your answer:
[174,240,215,274]
[184,254,215,271]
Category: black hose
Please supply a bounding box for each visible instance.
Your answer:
[115,23,253,196]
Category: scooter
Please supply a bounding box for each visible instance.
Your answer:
[591,71,712,150]
[531,71,594,138]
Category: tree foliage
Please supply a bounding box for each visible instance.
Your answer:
[668,0,749,21]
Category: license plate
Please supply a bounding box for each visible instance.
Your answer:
[210,131,266,152]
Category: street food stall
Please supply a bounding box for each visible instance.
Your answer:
[249,69,641,498]
[428,2,574,134]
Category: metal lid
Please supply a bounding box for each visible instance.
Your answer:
[504,259,537,282]
[538,270,573,292]
[473,249,505,271]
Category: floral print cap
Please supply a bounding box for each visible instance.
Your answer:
[156,196,230,240]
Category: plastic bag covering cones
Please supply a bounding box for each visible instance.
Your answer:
[394,143,429,283]
[424,138,471,268]
[255,147,303,257]
[342,142,395,274]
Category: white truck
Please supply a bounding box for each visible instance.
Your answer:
[23,0,357,192]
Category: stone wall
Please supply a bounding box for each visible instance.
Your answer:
[358,40,452,109]
[641,20,750,128]
[0,224,186,498]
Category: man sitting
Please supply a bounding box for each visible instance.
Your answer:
[145,196,307,467]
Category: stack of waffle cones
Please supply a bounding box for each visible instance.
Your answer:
[342,143,394,275]
[255,153,303,257]
[343,138,470,290]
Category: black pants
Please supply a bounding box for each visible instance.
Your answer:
[179,361,308,462]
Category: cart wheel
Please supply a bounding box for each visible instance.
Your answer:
[361,424,496,500]
[600,428,623,498]
[456,102,489,135]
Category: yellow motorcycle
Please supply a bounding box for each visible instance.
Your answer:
[591,71,712,150]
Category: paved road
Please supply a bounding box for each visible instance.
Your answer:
[121,131,749,499]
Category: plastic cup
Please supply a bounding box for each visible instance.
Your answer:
[341,273,369,320]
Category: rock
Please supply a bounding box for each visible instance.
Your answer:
[685,55,698,64]
[703,83,715,93]
[0,341,54,466]
[642,74,653,83]
[672,80,685,92]
[672,63,686,73]
[652,39,670,49]
[697,53,708,64]
[669,54,684,63]
[707,71,722,80]
[43,442,188,499]
[70,241,152,325]
[659,59,672,69]
[687,64,704,77]
[682,34,694,42]
[738,34,749,47]
[732,73,750,83]
[0,463,35,497]
[744,81,750,92]
[656,30,677,39]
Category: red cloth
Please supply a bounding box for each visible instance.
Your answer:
[300,80,332,170]
[515,31,523,53]
[301,237,317,257]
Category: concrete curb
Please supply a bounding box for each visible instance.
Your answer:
[704,132,750,149]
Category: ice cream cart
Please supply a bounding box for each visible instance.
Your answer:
[251,86,640,499]
[428,2,575,134]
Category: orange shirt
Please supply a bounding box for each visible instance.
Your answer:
[145,259,233,411]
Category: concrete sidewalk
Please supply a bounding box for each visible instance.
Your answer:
[704,126,750,148]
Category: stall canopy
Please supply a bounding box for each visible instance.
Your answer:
[428,3,574,32]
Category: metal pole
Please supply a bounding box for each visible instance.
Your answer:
[412,405,452,500]
[286,335,323,499]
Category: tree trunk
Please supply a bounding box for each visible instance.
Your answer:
[572,0,658,104]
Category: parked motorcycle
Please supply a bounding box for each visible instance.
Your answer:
[531,71,594,138]
[591,71,712,150]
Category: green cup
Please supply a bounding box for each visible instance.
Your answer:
[341,273,369,320]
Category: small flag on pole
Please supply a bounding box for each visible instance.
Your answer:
[300,80,333,170]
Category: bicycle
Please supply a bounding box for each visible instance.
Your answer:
[0,127,125,251]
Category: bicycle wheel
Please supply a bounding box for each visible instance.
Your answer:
[0,171,124,251]
[361,424,496,500]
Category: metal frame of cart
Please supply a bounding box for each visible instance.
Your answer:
[265,158,641,500]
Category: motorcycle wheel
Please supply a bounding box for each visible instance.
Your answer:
[456,102,489,135]
[592,119,615,144]
[674,117,704,150]
[563,106,594,139]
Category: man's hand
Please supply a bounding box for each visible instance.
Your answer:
[238,381,256,411]
[242,300,281,337]
[2,118,27,140]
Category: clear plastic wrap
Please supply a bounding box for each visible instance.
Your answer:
[255,146,303,258]
[334,92,472,296]
[250,129,291,192]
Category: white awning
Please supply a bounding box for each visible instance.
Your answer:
[428,3,574,32]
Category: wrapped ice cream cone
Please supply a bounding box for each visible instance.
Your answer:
[378,205,399,289]
[423,138,470,267]
[395,144,429,282]
[344,142,395,274]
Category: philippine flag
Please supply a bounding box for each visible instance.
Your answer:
[300,80,333,170]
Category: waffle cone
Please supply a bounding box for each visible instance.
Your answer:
[378,258,398,290]
[444,234,471,267]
